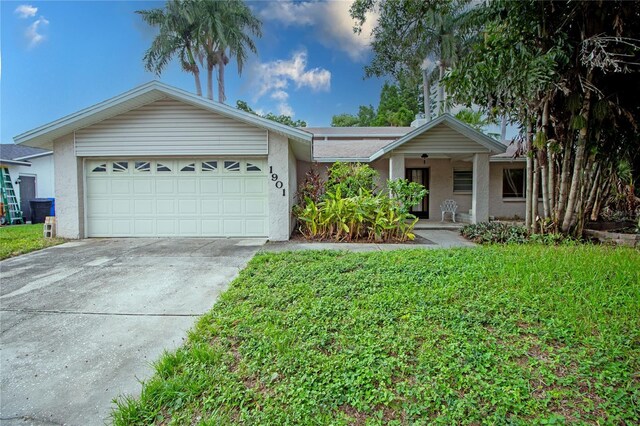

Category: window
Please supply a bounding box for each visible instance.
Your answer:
[156,162,172,172]
[224,161,240,172]
[91,163,107,173]
[246,162,262,172]
[503,168,525,198]
[453,170,473,192]
[201,161,218,172]
[112,161,128,173]
[135,161,150,172]
[180,163,196,172]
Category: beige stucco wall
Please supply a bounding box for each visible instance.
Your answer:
[489,162,534,220]
[53,133,84,238]
[267,132,292,241]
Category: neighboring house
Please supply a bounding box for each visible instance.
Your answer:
[0,144,54,222]
[14,81,527,240]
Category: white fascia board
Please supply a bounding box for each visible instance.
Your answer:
[14,151,53,161]
[0,159,31,166]
[14,81,313,147]
[14,81,161,146]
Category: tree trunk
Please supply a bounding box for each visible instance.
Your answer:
[585,163,601,220]
[532,155,540,233]
[540,151,549,219]
[561,72,593,233]
[437,63,445,116]
[557,139,572,221]
[539,100,550,219]
[218,64,226,103]
[423,69,431,121]
[207,63,214,100]
[500,116,507,143]
[548,148,556,223]
[193,68,202,97]
[525,122,533,230]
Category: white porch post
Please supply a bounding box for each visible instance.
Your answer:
[388,153,405,181]
[472,153,490,224]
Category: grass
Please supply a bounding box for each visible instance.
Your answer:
[0,223,64,260]
[112,245,640,425]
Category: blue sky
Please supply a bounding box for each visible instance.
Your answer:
[1,1,385,142]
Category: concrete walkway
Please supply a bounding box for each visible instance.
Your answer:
[263,229,475,252]
[0,238,264,426]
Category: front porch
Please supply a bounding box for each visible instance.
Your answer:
[384,152,490,225]
[414,218,466,230]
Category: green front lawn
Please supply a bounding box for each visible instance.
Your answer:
[0,224,64,260]
[113,246,640,425]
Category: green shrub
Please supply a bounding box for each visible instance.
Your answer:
[295,165,324,209]
[297,187,418,242]
[461,222,579,245]
[460,222,529,244]
[387,178,428,214]
[325,162,379,197]
[294,163,425,242]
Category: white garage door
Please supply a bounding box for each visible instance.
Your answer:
[85,159,268,237]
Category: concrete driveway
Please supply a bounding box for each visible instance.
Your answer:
[0,238,264,426]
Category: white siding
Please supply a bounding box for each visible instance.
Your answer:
[75,99,268,157]
[395,123,491,155]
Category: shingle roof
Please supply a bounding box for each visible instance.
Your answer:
[304,127,414,137]
[0,144,51,161]
[313,139,395,161]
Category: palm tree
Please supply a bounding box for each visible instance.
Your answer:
[137,0,203,96]
[138,0,261,102]
[196,0,261,102]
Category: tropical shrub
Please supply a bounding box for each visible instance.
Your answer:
[388,178,429,214]
[296,189,418,242]
[325,162,379,197]
[461,222,529,244]
[461,222,577,245]
[294,163,425,242]
[295,166,324,209]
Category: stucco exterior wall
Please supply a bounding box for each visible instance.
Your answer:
[288,144,298,234]
[53,134,84,238]
[6,156,55,206]
[489,162,534,220]
[267,132,291,241]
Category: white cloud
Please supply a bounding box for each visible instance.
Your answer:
[251,50,331,116]
[15,4,37,18]
[26,16,49,48]
[259,1,377,62]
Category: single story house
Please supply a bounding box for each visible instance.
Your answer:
[0,144,54,221]
[14,81,527,240]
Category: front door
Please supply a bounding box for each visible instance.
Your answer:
[405,168,429,218]
[19,175,36,222]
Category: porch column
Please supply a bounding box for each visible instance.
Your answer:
[472,153,490,224]
[388,153,405,181]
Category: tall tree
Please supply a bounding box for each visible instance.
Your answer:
[196,0,261,103]
[138,0,261,102]
[351,0,474,115]
[351,0,640,236]
[137,0,203,96]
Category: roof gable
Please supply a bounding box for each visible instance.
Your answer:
[369,114,507,161]
[14,81,313,151]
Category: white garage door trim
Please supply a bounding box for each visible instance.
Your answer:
[85,158,268,237]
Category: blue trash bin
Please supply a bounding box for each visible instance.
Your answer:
[48,198,55,216]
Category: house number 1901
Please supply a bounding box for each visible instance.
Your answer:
[269,166,286,196]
